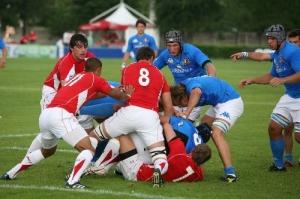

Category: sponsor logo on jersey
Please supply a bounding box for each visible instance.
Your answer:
[167,58,174,64]
[183,58,190,65]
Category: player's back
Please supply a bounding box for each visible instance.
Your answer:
[48,72,111,115]
[122,60,168,112]
[163,138,204,182]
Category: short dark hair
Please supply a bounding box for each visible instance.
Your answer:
[191,144,212,166]
[170,84,187,106]
[136,18,146,27]
[85,57,102,72]
[69,33,88,49]
[288,29,300,38]
[136,47,155,61]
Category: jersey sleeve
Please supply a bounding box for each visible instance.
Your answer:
[193,47,210,67]
[126,37,133,53]
[153,50,168,70]
[149,36,158,51]
[57,58,73,82]
[0,39,6,49]
[290,49,300,72]
[95,76,113,94]
[168,138,186,157]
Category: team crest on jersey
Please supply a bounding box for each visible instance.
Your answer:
[144,38,148,43]
[167,58,174,64]
[183,58,190,65]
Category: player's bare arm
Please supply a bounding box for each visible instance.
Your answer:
[0,48,7,68]
[271,71,300,86]
[183,88,201,118]
[160,91,174,124]
[231,52,271,61]
[239,73,273,88]
[205,62,216,76]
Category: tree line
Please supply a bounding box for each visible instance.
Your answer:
[0,0,299,38]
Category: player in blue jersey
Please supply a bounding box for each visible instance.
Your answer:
[0,37,7,69]
[154,30,217,121]
[170,76,244,182]
[122,19,157,67]
[240,24,300,172]
[231,28,300,167]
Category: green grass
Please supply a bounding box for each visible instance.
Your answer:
[0,58,299,199]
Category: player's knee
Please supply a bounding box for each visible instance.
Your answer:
[212,119,230,133]
[41,145,57,158]
[271,113,289,129]
[294,123,300,143]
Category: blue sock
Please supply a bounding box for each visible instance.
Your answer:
[284,153,293,162]
[270,139,285,168]
[224,166,236,175]
[91,140,109,162]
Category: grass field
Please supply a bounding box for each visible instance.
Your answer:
[0,57,299,199]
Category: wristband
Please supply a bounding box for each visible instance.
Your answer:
[241,52,249,58]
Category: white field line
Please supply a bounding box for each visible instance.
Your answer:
[0,133,36,138]
[0,86,40,92]
[0,146,76,154]
[0,184,190,199]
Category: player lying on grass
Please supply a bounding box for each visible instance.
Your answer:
[82,121,211,187]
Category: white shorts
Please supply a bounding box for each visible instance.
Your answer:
[205,97,244,128]
[40,85,56,110]
[117,154,145,181]
[272,94,300,124]
[130,133,152,164]
[39,107,88,149]
[174,106,201,121]
[76,114,94,130]
[104,105,164,147]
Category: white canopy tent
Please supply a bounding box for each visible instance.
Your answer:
[86,0,159,48]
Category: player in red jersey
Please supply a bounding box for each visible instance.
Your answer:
[114,122,211,186]
[26,33,95,159]
[89,47,174,185]
[1,58,132,189]
[41,33,94,110]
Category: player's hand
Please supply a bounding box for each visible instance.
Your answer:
[230,52,242,61]
[239,79,253,88]
[121,84,135,98]
[269,77,284,87]
[121,62,126,69]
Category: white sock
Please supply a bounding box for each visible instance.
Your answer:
[26,134,42,154]
[7,149,45,179]
[95,139,120,166]
[89,137,98,150]
[154,158,168,175]
[67,150,93,185]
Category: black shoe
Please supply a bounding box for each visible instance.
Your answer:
[0,173,12,180]
[269,164,286,172]
[114,169,123,177]
[65,181,87,189]
[221,174,237,183]
[152,169,163,188]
